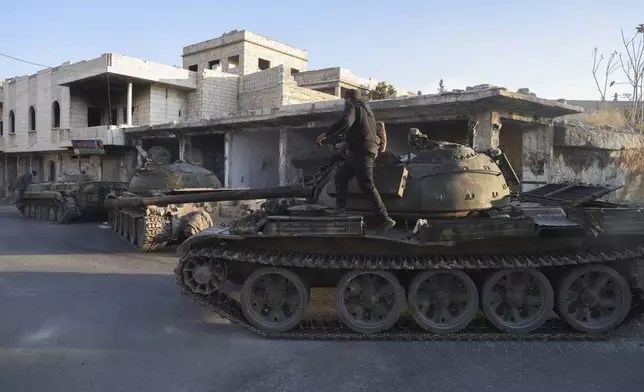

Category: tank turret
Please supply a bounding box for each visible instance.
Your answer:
[171,127,644,340]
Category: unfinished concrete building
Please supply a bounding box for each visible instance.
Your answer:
[129,85,582,193]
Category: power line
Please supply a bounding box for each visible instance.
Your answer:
[0,52,51,68]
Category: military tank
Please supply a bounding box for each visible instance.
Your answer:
[164,129,644,339]
[105,145,264,252]
[15,173,128,224]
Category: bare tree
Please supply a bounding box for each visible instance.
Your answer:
[592,47,620,107]
[618,24,644,126]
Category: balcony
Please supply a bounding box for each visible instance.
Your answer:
[56,125,127,148]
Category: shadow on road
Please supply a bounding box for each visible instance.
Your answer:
[0,206,175,256]
[0,271,243,351]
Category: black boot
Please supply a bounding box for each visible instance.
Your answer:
[374,216,396,234]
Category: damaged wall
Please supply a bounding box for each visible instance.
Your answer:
[227,130,280,188]
[521,123,553,191]
[551,123,644,202]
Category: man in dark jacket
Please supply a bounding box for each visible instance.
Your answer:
[13,170,37,203]
[316,89,395,233]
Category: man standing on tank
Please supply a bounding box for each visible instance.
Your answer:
[316,89,395,233]
[13,170,37,203]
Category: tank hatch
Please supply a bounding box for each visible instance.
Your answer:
[519,183,623,206]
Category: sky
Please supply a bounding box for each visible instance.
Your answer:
[1,0,643,100]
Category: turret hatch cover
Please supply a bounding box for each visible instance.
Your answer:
[519,183,623,206]
[148,146,172,165]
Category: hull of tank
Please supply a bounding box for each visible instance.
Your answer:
[16,181,128,224]
[107,191,265,251]
[174,192,644,340]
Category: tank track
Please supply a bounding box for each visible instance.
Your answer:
[175,243,644,341]
[59,195,81,223]
[109,210,171,251]
[138,213,172,252]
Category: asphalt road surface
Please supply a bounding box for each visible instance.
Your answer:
[1,205,644,392]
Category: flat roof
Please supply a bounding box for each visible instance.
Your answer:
[127,86,583,137]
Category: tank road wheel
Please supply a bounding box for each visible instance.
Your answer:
[181,256,227,295]
[407,270,479,334]
[556,265,632,334]
[128,216,137,244]
[115,212,122,234]
[40,207,49,220]
[336,270,405,334]
[481,268,553,334]
[35,206,42,220]
[55,204,66,223]
[241,267,309,333]
[118,214,126,237]
[28,204,37,219]
[48,206,57,221]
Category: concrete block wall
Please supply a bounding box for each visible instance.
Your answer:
[242,41,307,75]
[238,66,334,112]
[551,124,644,202]
[183,41,247,75]
[227,129,280,188]
[282,82,335,105]
[187,69,239,121]
[182,30,308,76]
[149,85,188,124]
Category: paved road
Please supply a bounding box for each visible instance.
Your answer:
[1,205,643,392]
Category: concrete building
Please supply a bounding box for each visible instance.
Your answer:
[0,30,376,195]
[129,85,582,192]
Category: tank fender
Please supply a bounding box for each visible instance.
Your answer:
[182,210,215,239]
[22,190,66,204]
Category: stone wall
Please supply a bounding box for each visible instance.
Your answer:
[551,122,644,202]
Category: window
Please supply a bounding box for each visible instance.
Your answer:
[291,68,300,75]
[258,58,270,70]
[52,101,61,128]
[87,107,102,127]
[0,120,3,136]
[188,64,198,72]
[208,59,220,69]
[28,106,36,131]
[9,110,15,133]
[228,55,239,69]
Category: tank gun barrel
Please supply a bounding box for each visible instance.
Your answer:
[104,185,312,210]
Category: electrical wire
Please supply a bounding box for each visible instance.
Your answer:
[0,52,52,68]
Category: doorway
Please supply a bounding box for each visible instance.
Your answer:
[48,161,56,182]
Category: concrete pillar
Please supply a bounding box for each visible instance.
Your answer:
[224,132,232,188]
[469,110,502,151]
[178,134,186,161]
[334,85,341,98]
[126,82,133,126]
[279,129,288,185]
[2,155,7,198]
[521,122,554,192]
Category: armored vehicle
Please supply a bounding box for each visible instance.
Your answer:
[16,173,128,224]
[167,129,644,339]
[105,146,264,252]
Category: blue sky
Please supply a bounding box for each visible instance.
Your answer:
[1,0,643,100]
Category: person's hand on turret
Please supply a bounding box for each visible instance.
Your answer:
[316,133,327,146]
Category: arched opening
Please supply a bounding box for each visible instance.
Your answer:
[9,110,15,133]
[28,106,36,131]
[52,101,61,128]
[48,161,56,182]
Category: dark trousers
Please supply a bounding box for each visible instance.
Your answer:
[334,150,389,220]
